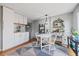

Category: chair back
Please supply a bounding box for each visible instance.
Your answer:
[48,33,57,44]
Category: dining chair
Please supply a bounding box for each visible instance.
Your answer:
[40,36,49,50]
[40,33,57,54]
[48,33,57,54]
[32,33,40,47]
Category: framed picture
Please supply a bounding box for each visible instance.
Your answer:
[39,24,45,33]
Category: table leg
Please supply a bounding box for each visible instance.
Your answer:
[41,37,42,50]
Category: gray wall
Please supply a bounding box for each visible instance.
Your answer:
[0,6,3,51]
[31,17,51,38]
[50,13,73,34]
[31,20,39,38]
[31,12,73,38]
[25,23,32,39]
[73,4,79,31]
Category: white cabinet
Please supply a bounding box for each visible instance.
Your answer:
[20,15,22,24]
[22,32,29,42]
[14,13,19,23]
[14,33,20,43]
[14,13,22,24]
[23,16,27,24]
[14,11,27,24]
[3,7,15,50]
[14,32,29,45]
[18,14,24,24]
[2,6,28,50]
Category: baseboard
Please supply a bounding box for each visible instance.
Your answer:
[0,39,33,56]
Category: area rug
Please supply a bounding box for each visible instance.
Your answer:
[7,44,68,56]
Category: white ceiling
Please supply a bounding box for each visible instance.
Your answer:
[0,3,78,22]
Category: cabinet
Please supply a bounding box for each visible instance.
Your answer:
[14,32,29,45]
[23,16,27,24]
[14,33,20,43]
[3,7,15,50]
[14,13,27,24]
[18,14,24,24]
[2,6,28,51]
[14,13,19,23]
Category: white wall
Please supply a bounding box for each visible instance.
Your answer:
[50,13,73,34]
[2,7,29,51]
[0,7,1,51]
[31,13,73,37]
[73,4,79,31]
[0,6,2,51]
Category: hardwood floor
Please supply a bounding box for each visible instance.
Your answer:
[67,47,76,56]
[0,38,37,56]
[0,37,76,56]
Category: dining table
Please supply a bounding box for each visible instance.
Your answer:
[35,33,57,50]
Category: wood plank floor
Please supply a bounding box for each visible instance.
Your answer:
[67,47,76,56]
[0,38,37,56]
[0,37,76,56]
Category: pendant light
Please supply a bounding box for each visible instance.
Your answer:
[45,14,48,25]
[45,14,48,22]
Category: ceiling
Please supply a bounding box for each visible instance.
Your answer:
[0,3,78,22]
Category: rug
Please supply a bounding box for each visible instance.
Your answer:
[7,44,68,56]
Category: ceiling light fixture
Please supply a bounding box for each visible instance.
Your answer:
[45,14,48,22]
